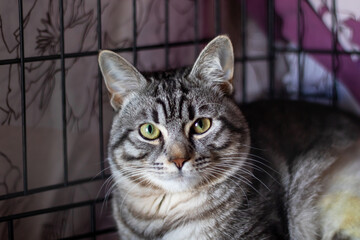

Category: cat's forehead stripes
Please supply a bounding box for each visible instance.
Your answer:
[187,104,195,121]
[146,76,196,124]
[151,108,159,124]
[155,98,169,121]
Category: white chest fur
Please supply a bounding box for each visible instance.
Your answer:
[118,186,216,239]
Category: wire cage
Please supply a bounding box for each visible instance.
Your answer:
[0,0,359,239]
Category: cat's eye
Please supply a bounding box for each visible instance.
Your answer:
[139,123,161,140]
[192,118,212,134]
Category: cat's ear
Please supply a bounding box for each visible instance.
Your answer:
[190,35,234,95]
[98,50,147,110]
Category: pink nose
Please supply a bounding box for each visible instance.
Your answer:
[170,158,188,170]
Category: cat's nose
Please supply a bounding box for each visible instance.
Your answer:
[170,158,189,170]
[168,141,192,170]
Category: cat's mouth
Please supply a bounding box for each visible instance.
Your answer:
[162,170,195,181]
[153,170,202,192]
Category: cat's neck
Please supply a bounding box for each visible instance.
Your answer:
[120,183,208,218]
[117,174,247,220]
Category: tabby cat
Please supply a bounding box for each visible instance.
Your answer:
[98,36,360,240]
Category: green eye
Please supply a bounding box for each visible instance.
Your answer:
[193,118,212,134]
[139,123,161,140]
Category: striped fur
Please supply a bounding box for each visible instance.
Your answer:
[99,36,360,239]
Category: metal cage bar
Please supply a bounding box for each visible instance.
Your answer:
[7,220,14,240]
[267,0,275,98]
[97,0,106,178]
[0,198,104,223]
[17,0,28,196]
[1,41,231,66]
[2,46,359,67]
[241,0,248,103]
[297,0,305,100]
[1,198,117,239]
[133,0,138,67]
[0,176,106,201]
[215,0,221,35]
[165,0,169,69]
[194,0,200,57]
[331,0,339,106]
[59,0,69,187]
[90,203,96,240]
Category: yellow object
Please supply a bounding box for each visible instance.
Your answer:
[320,192,360,238]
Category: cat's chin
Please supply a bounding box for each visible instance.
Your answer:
[152,173,202,192]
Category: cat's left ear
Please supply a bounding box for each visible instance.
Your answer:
[98,50,147,110]
[190,35,234,95]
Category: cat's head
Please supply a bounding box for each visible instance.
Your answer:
[99,36,250,193]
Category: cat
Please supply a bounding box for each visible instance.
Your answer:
[98,35,360,240]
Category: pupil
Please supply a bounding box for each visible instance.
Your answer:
[198,120,203,129]
[147,125,153,134]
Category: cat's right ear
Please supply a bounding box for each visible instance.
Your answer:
[190,35,234,95]
[98,50,146,110]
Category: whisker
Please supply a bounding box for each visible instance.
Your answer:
[98,167,151,215]
[238,143,267,152]
[222,152,270,163]
[237,168,270,191]
[119,176,151,211]
[217,157,279,181]
[98,175,116,216]
[206,168,249,202]
[209,166,252,187]
[92,165,112,180]
[209,165,267,197]
[219,155,278,174]
[213,160,271,191]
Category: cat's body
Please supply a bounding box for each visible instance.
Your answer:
[243,101,360,240]
[99,36,360,240]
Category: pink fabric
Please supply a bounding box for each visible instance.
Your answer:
[248,0,360,104]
